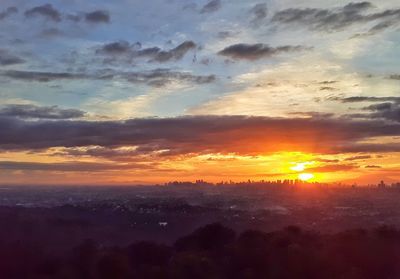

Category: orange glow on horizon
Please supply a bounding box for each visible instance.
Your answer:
[1,150,399,185]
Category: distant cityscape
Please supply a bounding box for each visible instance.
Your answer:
[164,179,400,188]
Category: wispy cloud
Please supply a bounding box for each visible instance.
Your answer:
[25,4,61,22]
[0,104,85,119]
[200,0,221,14]
[271,2,400,34]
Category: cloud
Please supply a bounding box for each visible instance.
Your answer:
[200,0,221,14]
[315,158,340,163]
[153,41,197,62]
[337,143,400,153]
[320,86,338,91]
[307,164,358,172]
[218,44,310,60]
[96,41,135,55]
[0,49,25,66]
[271,2,400,34]
[365,165,382,168]
[1,70,87,82]
[25,4,61,22]
[0,6,18,20]
[122,69,216,87]
[337,96,400,103]
[334,96,400,122]
[56,146,143,160]
[0,115,399,157]
[344,155,372,161]
[85,10,110,23]
[0,161,151,172]
[250,3,268,26]
[0,104,85,119]
[0,69,215,87]
[363,102,400,122]
[96,40,197,63]
[24,6,110,24]
[217,31,235,39]
[39,28,65,38]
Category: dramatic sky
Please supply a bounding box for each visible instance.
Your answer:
[1,0,400,185]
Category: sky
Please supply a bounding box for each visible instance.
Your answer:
[0,0,400,185]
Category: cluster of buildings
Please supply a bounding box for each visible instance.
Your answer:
[165,179,400,189]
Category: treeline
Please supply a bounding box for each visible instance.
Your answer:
[1,223,400,279]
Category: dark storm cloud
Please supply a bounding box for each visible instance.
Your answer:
[218,44,310,60]
[0,104,85,120]
[0,6,18,20]
[271,2,400,34]
[0,69,215,87]
[0,161,151,172]
[200,0,221,14]
[250,3,268,26]
[0,49,25,66]
[25,4,62,22]
[0,115,400,156]
[85,10,110,23]
[96,41,197,63]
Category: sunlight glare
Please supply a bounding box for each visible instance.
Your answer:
[299,173,314,181]
[291,163,306,172]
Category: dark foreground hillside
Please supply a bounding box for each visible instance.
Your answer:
[1,223,400,279]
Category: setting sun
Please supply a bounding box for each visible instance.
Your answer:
[299,173,314,181]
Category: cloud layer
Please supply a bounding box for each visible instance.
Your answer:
[1,115,399,156]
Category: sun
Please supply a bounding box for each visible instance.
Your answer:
[299,173,314,181]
